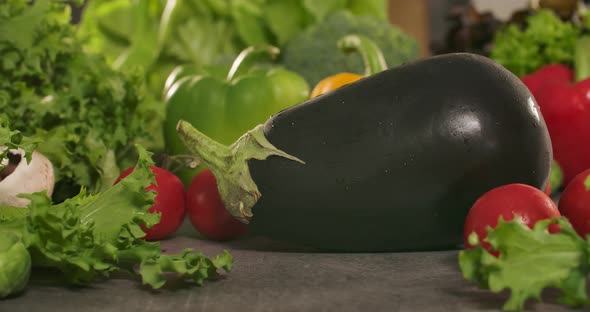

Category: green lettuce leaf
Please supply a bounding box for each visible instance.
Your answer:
[264,0,311,46]
[0,118,41,169]
[231,0,271,46]
[346,0,387,20]
[303,0,347,22]
[0,0,163,201]
[460,218,590,311]
[0,145,232,288]
[491,10,580,77]
[0,206,29,223]
[77,0,390,95]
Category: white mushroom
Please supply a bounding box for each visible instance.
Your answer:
[0,148,55,207]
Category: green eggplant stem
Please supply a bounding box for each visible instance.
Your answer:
[575,36,590,82]
[337,34,388,76]
[226,45,280,80]
[176,120,304,223]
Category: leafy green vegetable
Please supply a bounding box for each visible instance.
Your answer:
[78,0,390,95]
[0,206,29,223]
[264,0,312,46]
[0,118,41,171]
[0,145,232,290]
[270,0,386,45]
[491,10,580,77]
[0,232,31,298]
[302,0,347,23]
[79,0,244,96]
[459,217,590,311]
[346,0,387,20]
[0,0,163,202]
[78,0,165,70]
[281,11,419,86]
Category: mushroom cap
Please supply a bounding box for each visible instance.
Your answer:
[0,149,55,207]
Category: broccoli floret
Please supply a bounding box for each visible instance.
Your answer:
[281,11,419,86]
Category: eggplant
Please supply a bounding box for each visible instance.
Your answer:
[177,53,552,252]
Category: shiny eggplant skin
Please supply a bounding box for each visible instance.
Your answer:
[248,53,552,252]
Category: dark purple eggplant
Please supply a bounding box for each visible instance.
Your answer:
[177,53,552,252]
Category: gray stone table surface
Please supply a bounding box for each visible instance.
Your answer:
[0,234,584,312]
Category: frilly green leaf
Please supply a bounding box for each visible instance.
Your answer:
[460,217,590,311]
[0,145,232,288]
[491,10,580,76]
[0,117,41,168]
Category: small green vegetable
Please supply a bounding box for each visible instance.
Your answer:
[0,145,232,294]
[281,11,419,86]
[0,233,31,298]
[459,217,590,311]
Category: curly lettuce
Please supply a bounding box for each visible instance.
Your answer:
[0,0,164,202]
[0,118,41,172]
[491,10,580,77]
[0,145,232,292]
[460,218,590,311]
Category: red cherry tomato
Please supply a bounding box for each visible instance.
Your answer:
[115,166,186,241]
[558,168,590,237]
[186,169,248,241]
[463,183,561,253]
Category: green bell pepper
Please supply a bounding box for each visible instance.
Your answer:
[163,45,310,184]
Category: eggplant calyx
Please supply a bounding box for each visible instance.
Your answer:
[176,120,305,223]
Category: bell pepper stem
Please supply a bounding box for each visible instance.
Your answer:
[176,120,305,223]
[337,35,388,76]
[157,0,178,53]
[226,45,280,80]
[575,36,590,82]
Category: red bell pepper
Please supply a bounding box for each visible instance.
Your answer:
[521,37,590,186]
